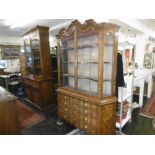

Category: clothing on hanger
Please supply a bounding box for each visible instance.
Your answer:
[116,53,125,97]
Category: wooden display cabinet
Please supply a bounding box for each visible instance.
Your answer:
[56,20,120,134]
[22,26,52,110]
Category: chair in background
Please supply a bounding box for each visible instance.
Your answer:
[8,74,23,96]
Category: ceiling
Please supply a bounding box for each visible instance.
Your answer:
[0,19,73,45]
[138,19,155,31]
[109,19,143,36]
[0,19,155,45]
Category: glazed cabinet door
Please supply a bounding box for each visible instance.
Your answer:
[59,29,75,89]
[77,30,99,96]
[31,32,41,76]
[24,37,33,75]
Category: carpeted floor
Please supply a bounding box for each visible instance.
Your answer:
[122,94,155,135]
[18,94,155,135]
[16,100,45,130]
[19,101,75,135]
[140,95,155,118]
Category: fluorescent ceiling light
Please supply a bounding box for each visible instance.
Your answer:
[10,19,36,29]
[49,20,74,31]
[5,19,37,29]
[5,19,19,26]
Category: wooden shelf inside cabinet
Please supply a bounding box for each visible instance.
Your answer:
[78,76,98,82]
[78,61,98,64]
[34,64,41,68]
[103,78,112,81]
[77,89,98,96]
[105,43,113,46]
[62,74,75,77]
[104,61,112,64]
[64,61,99,64]
[31,48,40,51]
[77,44,99,49]
[56,19,120,134]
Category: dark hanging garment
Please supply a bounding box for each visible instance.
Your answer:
[116,53,125,97]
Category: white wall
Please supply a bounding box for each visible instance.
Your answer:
[135,34,147,68]
[49,35,57,47]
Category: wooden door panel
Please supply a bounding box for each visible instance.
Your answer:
[25,87,32,102]
[32,91,41,107]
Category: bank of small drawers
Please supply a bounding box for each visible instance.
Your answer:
[58,93,99,134]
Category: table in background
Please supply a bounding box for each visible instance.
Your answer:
[134,69,153,107]
[0,86,19,134]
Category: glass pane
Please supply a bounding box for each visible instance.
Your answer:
[77,31,99,95]
[31,34,41,75]
[24,38,33,74]
[60,32,75,88]
[103,32,114,96]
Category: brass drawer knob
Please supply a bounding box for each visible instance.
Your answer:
[85,110,88,113]
[85,117,88,121]
[65,108,67,111]
[64,102,67,105]
[85,103,88,107]
[85,125,87,129]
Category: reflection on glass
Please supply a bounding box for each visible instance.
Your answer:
[103,32,114,96]
[31,34,41,75]
[77,31,99,95]
[24,38,33,74]
[60,32,75,88]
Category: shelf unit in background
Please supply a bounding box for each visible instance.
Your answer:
[116,87,133,132]
[116,42,135,133]
[116,73,134,133]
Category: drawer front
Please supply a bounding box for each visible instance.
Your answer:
[57,93,100,134]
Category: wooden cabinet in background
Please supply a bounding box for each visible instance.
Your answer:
[23,77,52,110]
[19,52,27,76]
[56,20,120,134]
[22,26,52,110]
